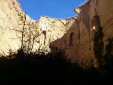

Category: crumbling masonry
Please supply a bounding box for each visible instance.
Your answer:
[0,0,113,68]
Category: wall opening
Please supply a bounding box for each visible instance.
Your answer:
[43,31,46,45]
[91,15,100,31]
[93,15,100,31]
[91,20,96,38]
[70,33,74,46]
[91,15,100,38]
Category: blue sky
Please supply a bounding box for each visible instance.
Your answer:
[18,0,86,20]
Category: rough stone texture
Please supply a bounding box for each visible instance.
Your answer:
[90,0,113,67]
[0,0,67,56]
[72,0,113,68]
[37,16,67,54]
[0,0,38,56]
[0,0,22,55]
[51,0,113,68]
[0,0,113,68]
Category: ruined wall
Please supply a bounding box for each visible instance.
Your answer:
[23,0,113,68]
[67,0,113,68]
[77,1,92,68]
[37,16,67,54]
[64,17,80,63]
[0,0,38,56]
[0,0,113,69]
[89,0,113,42]
[93,0,113,41]
[0,0,67,56]
[89,0,113,67]
[0,0,23,55]
[54,0,113,68]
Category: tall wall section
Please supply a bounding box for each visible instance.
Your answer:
[89,0,113,67]
[51,0,113,68]
[65,0,113,68]
[36,16,67,54]
[0,0,67,56]
[0,0,39,56]
[0,0,113,69]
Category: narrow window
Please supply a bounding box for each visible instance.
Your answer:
[93,15,100,31]
[92,15,100,31]
[91,15,100,38]
[70,33,74,46]
[91,20,96,38]
[43,31,46,45]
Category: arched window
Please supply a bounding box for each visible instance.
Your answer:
[70,33,74,46]
[43,31,46,39]
[91,15,100,38]
[43,31,46,45]
[92,15,100,32]
[93,15,100,30]
[91,20,96,38]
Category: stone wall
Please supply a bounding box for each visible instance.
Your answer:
[0,0,38,55]
[89,0,113,67]
[36,16,67,54]
[68,0,113,68]
[0,0,113,69]
[0,0,67,56]
[50,0,113,68]
[0,0,23,55]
